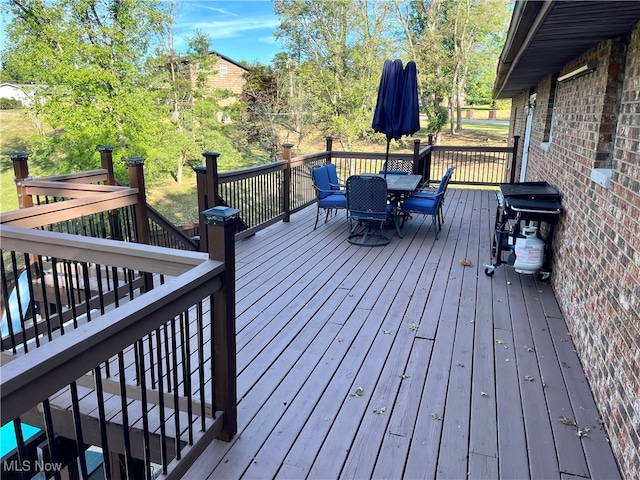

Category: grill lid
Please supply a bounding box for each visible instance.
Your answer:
[499,181,560,199]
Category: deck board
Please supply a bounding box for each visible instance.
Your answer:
[180,189,621,480]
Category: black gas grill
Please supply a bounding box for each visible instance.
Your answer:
[485,182,563,278]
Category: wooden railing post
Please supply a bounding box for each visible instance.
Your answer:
[125,157,151,245]
[98,145,116,186]
[425,134,434,185]
[203,152,221,208]
[125,157,153,291]
[203,206,239,442]
[412,139,421,175]
[283,143,293,222]
[325,136,333,163]
[196,152,221,252]
[11,151,33,209]
[510,135,521,183]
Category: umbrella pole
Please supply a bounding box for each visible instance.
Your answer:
[384,140,390,178]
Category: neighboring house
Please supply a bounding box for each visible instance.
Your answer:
[184,50,250,107]
[0,83,36,105]
[493,2,640,478]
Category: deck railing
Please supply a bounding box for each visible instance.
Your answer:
[1,157,238,479]
[196,135,518,240]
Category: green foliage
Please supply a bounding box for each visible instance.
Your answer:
[3,0,171,174]
[0,98,23,109]
[423,104,449,134]
[274,0,394,148]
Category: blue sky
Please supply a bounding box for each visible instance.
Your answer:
[175,0,282,65]
[0,1,283,66]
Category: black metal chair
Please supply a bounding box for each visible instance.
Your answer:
[346,175,394,246]
[380,158,414,175]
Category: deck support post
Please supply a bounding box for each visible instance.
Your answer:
[11,151,33,209]
[204,206,239,441]
[282,143,293,222]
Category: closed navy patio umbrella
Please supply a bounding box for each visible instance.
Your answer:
[372,59,421,176]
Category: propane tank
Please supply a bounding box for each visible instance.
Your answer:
[513,226,545,274]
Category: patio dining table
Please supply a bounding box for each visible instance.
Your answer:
[372,173,422,237]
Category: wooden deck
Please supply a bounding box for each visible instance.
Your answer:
[183,188,621,479]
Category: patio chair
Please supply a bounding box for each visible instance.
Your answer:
[346,175,395,246]
[380,158,414,175]
[401,191,444,238]
[325,163,345,193]
[411,166,455,227]
[311,164,347,229]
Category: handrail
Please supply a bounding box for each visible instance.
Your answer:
[22,179,129,197]
[0,189,139,228]
[1,258,222,424]
[35,169,109,184]
[1,225,206,276]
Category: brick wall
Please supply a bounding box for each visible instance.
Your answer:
[509,23,640,479]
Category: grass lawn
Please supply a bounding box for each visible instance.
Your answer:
[0,109,510,225]
[1,110,44,213]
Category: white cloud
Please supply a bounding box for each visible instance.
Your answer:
[181,17,280,40]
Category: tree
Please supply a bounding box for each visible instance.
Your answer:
[274,0,395,148]
[2,0,169,176]
[394,0,509,137]
[240,63,285,160]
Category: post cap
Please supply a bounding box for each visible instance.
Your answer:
[203,206,241,225]
[202,151,221,158]
[98,145,114,152]
[10,152,29,161]
[125,157,145,167]
[193,165,206,173]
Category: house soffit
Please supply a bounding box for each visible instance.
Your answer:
[494,1,640,99]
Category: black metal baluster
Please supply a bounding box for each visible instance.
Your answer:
[183,310,193,443]
[12,418,28,480]
[9,252,28,352]
[155,328,168,474]
[196,301,205,431]
[170,317,181,460]
[117,352,133,479]
[41,400,62,480]
[210,294,217,420]
[93,366,112,480]
[1,255,18,353]
[136,340,153,479]
[81,262,92,323]
[21,253,40,348]
[69,382,89,479]
[36,255,53,341]
[148,333,156,389]
[163,324,171,393]
[50,258,65,336]
[66,261,79,329]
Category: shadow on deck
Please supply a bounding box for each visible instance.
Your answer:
[183,189,621,479]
